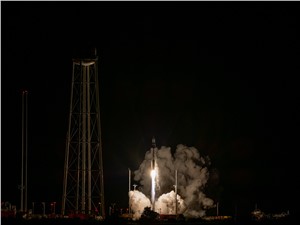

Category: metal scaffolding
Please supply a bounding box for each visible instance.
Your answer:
[62,49,105,218]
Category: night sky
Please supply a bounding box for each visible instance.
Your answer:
[1,1,300,216]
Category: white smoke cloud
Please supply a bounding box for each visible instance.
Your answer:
[129,190,151,220]
[155,190,186,215]
[131,144,214,219]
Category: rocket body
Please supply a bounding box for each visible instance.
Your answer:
[151,137,156,170]
[151,137,156,211]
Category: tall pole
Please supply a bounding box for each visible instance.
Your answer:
[128,168,131,215]
[81,63,86,213]
[20,90,25,212]
[128,168,131,193]
[175,169,178,217]
[25,90,28,212]
[20,90,28,212]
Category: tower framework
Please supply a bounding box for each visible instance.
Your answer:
[62,50,105,218]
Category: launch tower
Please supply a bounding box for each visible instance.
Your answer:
[62,48,105,218]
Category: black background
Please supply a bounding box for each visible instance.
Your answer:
[1,1,300,216]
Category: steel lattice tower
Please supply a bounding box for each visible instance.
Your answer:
[62,49,105,218]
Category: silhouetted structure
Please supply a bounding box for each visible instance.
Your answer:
[19,90,28,212]
[62,48,105,218]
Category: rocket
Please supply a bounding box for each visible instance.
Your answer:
[150,137,157,211]
[152,136,156,148]
[151,137,156,170]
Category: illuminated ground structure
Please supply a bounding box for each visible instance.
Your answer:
[62,49,105,218]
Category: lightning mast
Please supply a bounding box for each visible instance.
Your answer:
[20,90,28,212]
[62,48,105,218]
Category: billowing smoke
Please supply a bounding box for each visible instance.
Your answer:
[130,144,214,219]
[129,190,151,219]
[156,190,186,214]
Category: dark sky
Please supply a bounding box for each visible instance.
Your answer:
[1,1,300,216]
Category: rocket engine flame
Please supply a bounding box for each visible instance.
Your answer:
[130,144,214,219]
[151,168,156,211]
[150,169,156,178]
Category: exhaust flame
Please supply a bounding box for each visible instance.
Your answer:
[150,169,156,178]
[151,168,156,211]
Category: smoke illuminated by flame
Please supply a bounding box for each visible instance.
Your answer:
[129,144,214,220]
